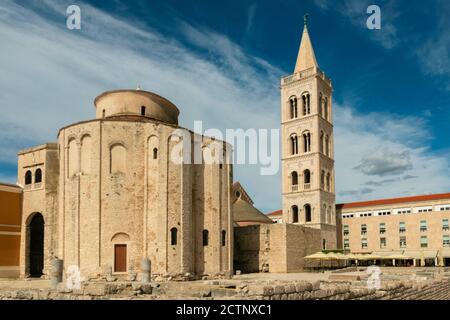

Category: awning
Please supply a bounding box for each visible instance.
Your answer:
[403,250,438,259]
[304,252,334,260]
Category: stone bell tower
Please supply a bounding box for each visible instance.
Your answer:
[281,16,337,249]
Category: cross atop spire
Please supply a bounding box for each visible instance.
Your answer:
[294,14,319,73]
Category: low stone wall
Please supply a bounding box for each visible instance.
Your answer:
[239,277,450,300]
[1,274,449,300]
[0,282,155,300]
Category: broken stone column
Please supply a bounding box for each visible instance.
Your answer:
[50,258,63,290]
[140,258,151,283]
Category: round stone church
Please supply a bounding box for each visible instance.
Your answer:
[18,89,233,280]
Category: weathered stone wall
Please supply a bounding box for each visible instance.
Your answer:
[234,223,321,273]
[18,144,59,278]
[56,117,233,280]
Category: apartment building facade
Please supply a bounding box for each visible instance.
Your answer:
[336,193,450,266]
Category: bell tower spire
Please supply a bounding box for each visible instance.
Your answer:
[294,14,319,73]
[280,16,337,249]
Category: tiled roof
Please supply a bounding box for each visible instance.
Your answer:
[336,192,450,209]
[267,210,282,217]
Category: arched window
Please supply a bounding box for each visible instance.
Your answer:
[291,171,298,186]
[320,131,324,153]
[321,170,325,189]
[35,169,42,184]
[110,144,126,174]
[325,135,330,156]
[326,173,331,192]
[170,228,177,245]
[303,132,311,153]
[102,109,106,118]
[319,93,323,116]
[141,106,146,116]
[289,97,298,119]
[202,230,209,246]
[290,135,298,155]
[221,230,226,247]
[304,204,312,222]
[324,97,329,120]
[322,204,327,222]
[302,93,311,115]
[303,169,311,185]
[25,170,32,185]
[153,148,158,160]
[328,206,333,224]
[292,205,299,223]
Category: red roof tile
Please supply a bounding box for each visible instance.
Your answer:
[267,210,282,216]
[337,192,450,209]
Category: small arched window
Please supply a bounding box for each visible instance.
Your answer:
[202,230,209,246]
[302,93,311,115]
[319,93,323,116]
[328,206,333,224]
[25,170,32,185]
[102,109,106,118]
[289,97,298,119]
[292,205,299,223]
[303,132,311,153]
[324,97,329,120]
[321,170,325,189]
[291,171,298,186]
[290,135,298,155]
[170,227,177,245]
[320,131,324,154]
[326,173,331,191]
[303,169,311,184]
[35,169,42,184]
[153,148,158,160]
[304,204,312,222]
[221,230,226,247]
[325,135,330,156]
[141,106,146,116]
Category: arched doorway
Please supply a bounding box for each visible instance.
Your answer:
[29,213,44,277]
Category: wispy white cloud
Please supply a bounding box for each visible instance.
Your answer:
[416,0,450,91]
[246,3,258,34]
[335,103,450,202]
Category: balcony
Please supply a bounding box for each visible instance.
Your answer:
[291,185,298,192]
[281,67,332,86]
[304,183,311,190]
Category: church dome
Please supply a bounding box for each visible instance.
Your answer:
[94,89,180,125]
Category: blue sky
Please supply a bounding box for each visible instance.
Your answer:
[0,0,449,212]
